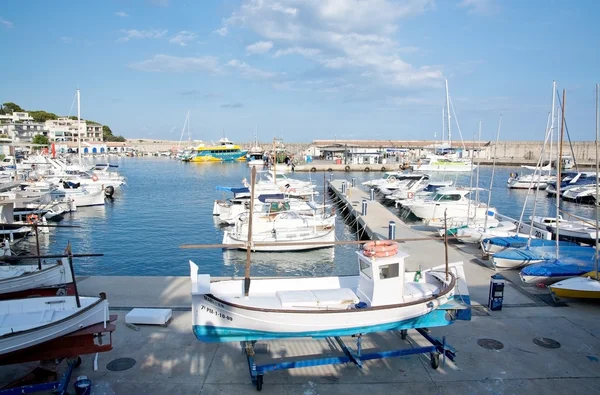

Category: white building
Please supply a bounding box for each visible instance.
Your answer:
[45,117,103,143]
[0,112,49,143]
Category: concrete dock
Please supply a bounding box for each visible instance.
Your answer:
[2,181,600,394]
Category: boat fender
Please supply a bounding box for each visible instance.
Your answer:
[354,301,368,309]
[311,167,317,172]
[407,192,414,199]
[92,175,99,181]
[104,185,115,197]
[364,167,370,172]
[344,165,350,172]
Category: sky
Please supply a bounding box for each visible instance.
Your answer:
[1,0,599,143]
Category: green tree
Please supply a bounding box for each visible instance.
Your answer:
[102,125,126,142]
[29,110,58,122]
[2,102,24,114]
[32,134,50,145]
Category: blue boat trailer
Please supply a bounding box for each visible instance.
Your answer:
[242,328,457,391]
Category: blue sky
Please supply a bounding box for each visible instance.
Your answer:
[1,0,599,142]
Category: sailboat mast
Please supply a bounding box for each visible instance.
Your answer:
[595,83,599,280]
[556,89,566,255]
[244,166,257,296]
[485,115,502,230]
[445,80,452,147]
[475,121,482,204]
[77,89,82,163]
[441,107,445,143]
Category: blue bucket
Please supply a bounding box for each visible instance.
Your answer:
[74,375,92,395]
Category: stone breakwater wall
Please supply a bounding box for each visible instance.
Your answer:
[125,139,597,164]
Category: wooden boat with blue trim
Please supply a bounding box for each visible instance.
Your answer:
[189,244,470,342]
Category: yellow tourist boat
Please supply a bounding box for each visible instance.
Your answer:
[184,138,248,163]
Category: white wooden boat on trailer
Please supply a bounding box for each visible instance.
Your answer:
[0,258,74,299]
[189,243,471,391]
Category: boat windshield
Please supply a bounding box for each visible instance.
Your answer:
[432,193,462,202]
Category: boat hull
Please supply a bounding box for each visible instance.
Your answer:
[0,296,109,355]
[222,228,336,251]
[0,260,73,296]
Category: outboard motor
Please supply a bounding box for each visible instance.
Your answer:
[104,185,115,197]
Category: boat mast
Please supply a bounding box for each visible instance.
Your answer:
[445,79,452,148]
[178,110,189,151]
[556,88,566,256]
[484,115,501,230]
[244,166,257,296]
[475,121,482,204]
[77,89,82,164]
[441,107,445,144]
[595,83,599,280]
[272,137,276,182]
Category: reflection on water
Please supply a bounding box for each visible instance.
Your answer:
[222,248,337,277]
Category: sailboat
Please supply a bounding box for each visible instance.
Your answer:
[547,83,600,296]
[188,167,470,342]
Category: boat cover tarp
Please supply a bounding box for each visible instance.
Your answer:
[493,245,595,262]
[521,256,599,278]
[258,194,285,202]
[483,236,577,249]
[216,186,250,194]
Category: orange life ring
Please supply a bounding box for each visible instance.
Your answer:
[26,214,39,224]
[362,240,399,257]
[407,192,414,199]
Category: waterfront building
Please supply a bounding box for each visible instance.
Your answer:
[45,117,103,143]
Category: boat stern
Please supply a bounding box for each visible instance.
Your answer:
[426,262,471,321]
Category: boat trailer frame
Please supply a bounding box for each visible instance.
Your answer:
[242,328,456,391]
[0,315,117,395]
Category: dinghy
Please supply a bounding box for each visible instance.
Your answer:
[549,274,600,299]
[492,245,595,270]
[189,244,470,342]
[0,294,109,355]
[481,236,576,255]
[519,257,599,285]
[0,259,73,297]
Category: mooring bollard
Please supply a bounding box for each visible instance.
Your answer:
[361,199,368,216]
[388,221,396,240]
[370,188,375,201]
[351,177,356,187]
[329,173,334,182]
[341,181,347,195]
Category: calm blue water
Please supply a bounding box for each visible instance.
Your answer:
[27,158,596,277]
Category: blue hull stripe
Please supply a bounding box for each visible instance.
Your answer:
[193,296,471,343]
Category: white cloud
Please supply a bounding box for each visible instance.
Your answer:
[129,54,221,73]
[458,0,499,15]
[246,41,273,55]
[274,47,321,58]
[226,59,278,80]
[212,27,228,36]
[60,36,73,44]
[118,29,167,42]
[0,17,13,28]
[221,0,442,91]
[115,11,128,17]
[169,31,197,46]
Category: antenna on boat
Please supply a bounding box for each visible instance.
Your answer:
[556,89,566,256]
[244,166,257,297]
[444,209,449,281]
[595,83,599,281]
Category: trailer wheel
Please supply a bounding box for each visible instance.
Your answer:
[400,329,408,340]
[256,375,264,391]
[430,352,440,369]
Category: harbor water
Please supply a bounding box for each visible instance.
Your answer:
[29,158,597,277]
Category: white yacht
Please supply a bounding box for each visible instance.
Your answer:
[405,188,496,221]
